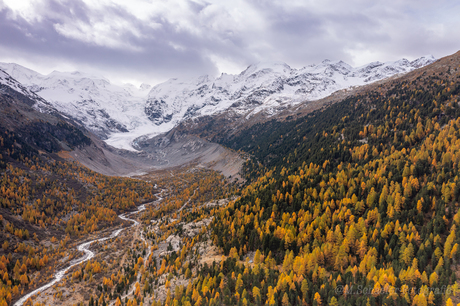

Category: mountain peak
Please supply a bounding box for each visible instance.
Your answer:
[0,63,154,143]
[410,55,436,68]
[242,61,292,76]
[144,54,436,151]
[140,83,152,91]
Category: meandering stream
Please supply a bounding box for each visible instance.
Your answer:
[13,197,160,306]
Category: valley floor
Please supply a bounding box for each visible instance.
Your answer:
[11,165,235,306]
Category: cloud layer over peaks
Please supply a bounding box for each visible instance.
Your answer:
[0,0,459,85]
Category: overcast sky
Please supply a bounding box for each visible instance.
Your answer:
[0,0,459,86]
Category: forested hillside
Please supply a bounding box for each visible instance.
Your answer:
[173,53,460,305]
[0,151,157,305]
[4,51,460,306]
[0,87,157,305]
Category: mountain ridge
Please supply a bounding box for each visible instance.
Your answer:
[0,55,436,151]
[144,55,436,126]
[0,69,246,178]
[0,63,153,141]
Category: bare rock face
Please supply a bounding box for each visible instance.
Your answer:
[0,72,91,155]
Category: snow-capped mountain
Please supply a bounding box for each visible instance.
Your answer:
[0,55,435,151]
[0,63,153,142]
[145,56,436,127]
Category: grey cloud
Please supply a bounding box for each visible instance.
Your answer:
[0,0,459,84]
[46,0,91,23]
[0,0,220,81]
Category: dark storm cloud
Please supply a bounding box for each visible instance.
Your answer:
[0,0,459,83]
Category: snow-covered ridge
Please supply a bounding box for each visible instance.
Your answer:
[0,55,436,151]
[144,55,436,127]
[0,68,52,112]
[0,63,153,143]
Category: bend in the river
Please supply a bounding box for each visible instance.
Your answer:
[13,195,162,306]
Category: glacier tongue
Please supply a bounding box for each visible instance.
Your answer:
[0,55,436,151]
